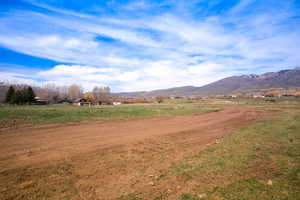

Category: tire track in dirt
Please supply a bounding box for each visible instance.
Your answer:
[0,106,270,200]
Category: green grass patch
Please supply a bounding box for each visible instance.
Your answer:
[174,112,300,200]
[0,104,219,128]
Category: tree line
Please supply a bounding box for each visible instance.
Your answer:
[5,86,36,105]
[33,84,112,103]
[1,82,113,104]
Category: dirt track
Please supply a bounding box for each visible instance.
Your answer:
[0,106,268,200]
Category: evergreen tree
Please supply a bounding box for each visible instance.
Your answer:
[15,88,27,105]
[5,86,15,104]
[6,86,36,105]
[25,87,36,104]
[11,90,23,104]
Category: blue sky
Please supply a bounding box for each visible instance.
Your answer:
[0,0,300,92]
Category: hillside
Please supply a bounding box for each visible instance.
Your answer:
[119,67,300,97]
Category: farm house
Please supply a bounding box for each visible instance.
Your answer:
[73,98,92,106]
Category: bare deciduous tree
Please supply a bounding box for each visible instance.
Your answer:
[68,84,83,100]
[92,86,111,104]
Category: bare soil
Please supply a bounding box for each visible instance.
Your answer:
[0,106,269,200]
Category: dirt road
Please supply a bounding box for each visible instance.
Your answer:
[0,106,268,200]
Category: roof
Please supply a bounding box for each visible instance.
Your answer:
[73,98,86,103]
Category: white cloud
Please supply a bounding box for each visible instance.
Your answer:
[36,61,231,92]
[0,72,40,86]
[0,61,228,92]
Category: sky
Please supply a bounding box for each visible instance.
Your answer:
[0,0,300,92]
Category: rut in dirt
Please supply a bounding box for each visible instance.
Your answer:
[0,106,265,164]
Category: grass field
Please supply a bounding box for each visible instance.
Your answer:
[174,112,300,200]
[0,104,219,129]
[0,101,299,200]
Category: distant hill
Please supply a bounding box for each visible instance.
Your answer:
[118,67,300,97]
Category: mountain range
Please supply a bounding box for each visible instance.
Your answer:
[118,67,300,97]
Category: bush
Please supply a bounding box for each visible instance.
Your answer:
[156,96,164,103]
